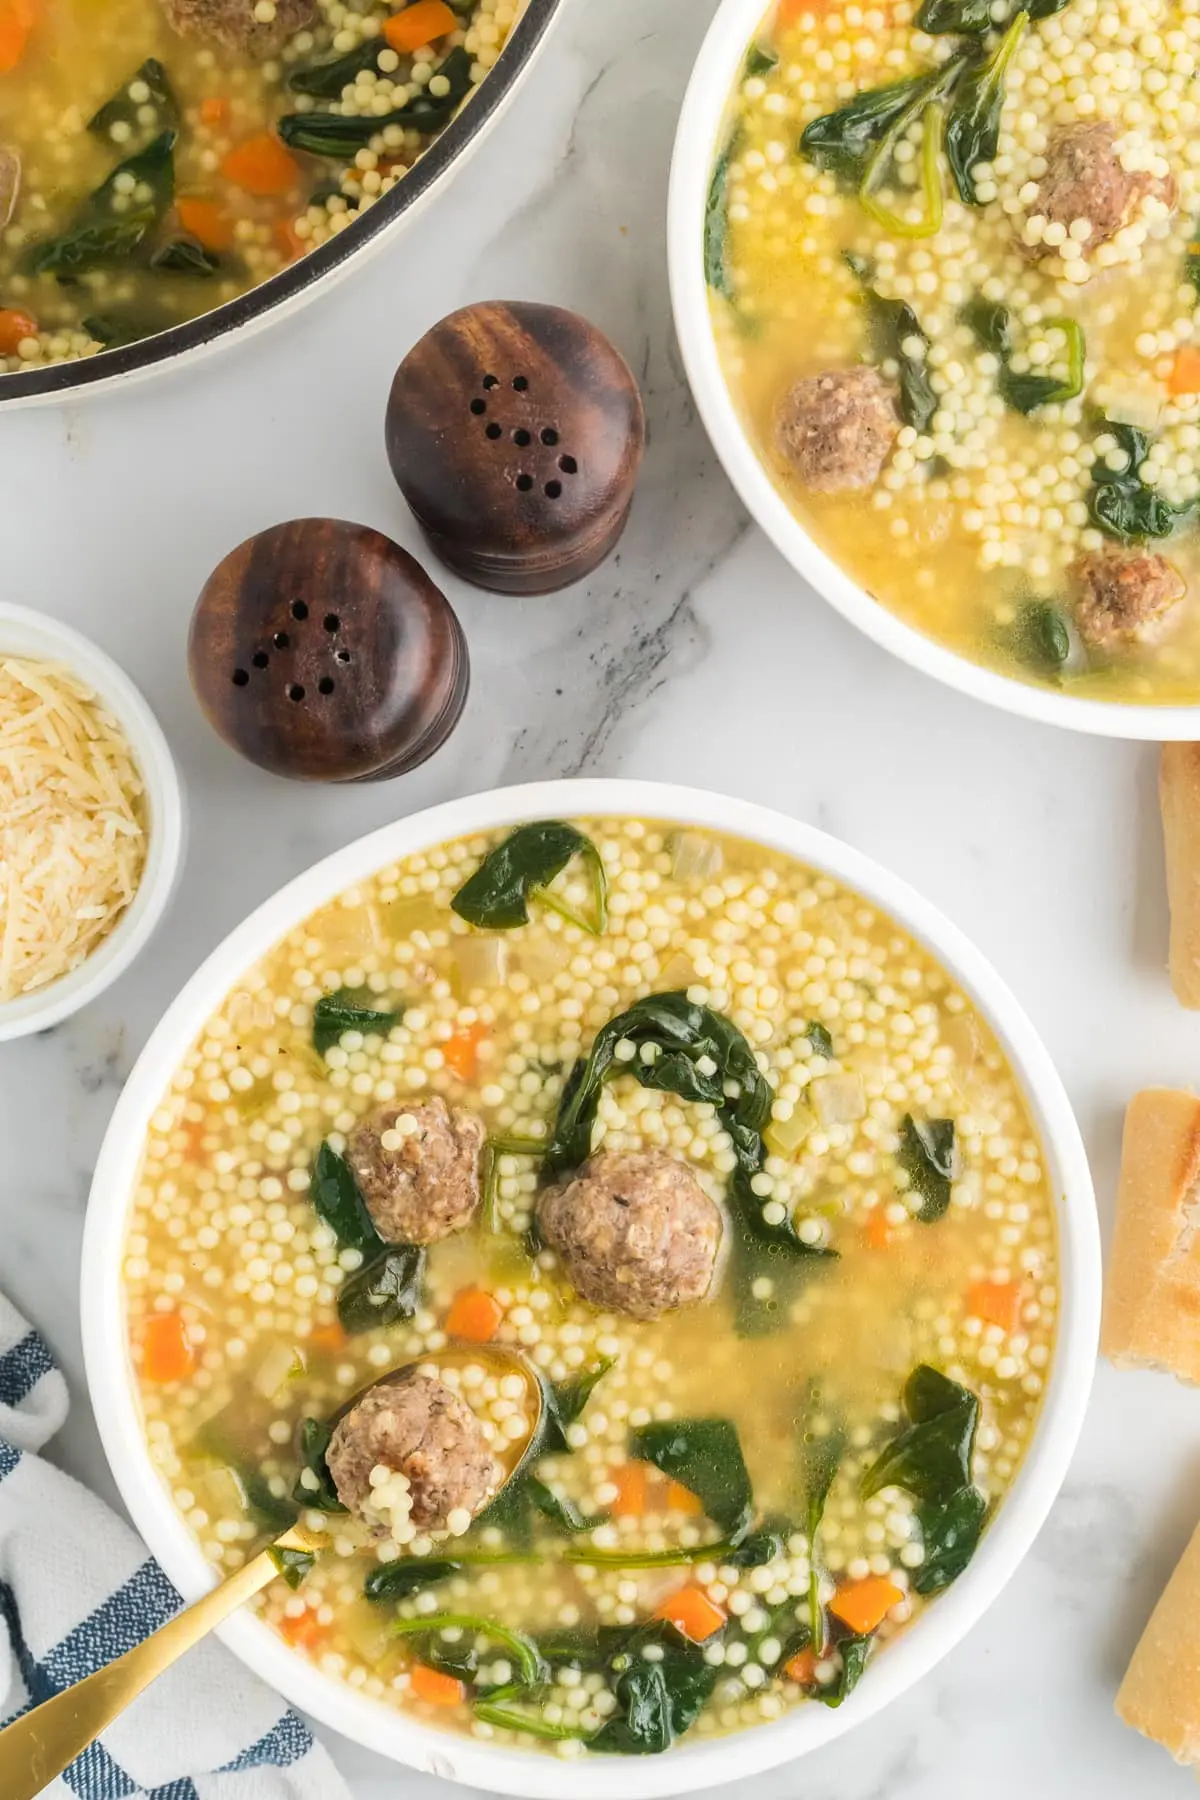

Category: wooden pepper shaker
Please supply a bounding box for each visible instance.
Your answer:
[385,300,646,595]
[187,517,468,781]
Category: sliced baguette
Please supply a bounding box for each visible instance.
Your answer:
[1118,1518,1200,1764]
[1161,743,1200,1009]
[1101,1087,1200,1383]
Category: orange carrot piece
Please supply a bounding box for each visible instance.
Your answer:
[829,1575,903,1635]
[177,196,235,254]
[383,0,458,53]
[309,1320,349,1353]
[608,1461,649,1518]
[200,95,230,126]
[784,1645,819,1685]
[1169,345,1200,396]
[0,309,36,354]
[142,1312,196,1384]
[280,1608,326,1650]
[966,1278,1024,1333]
[411,1663,466,1706]
[0,0,35,71]
[445,1286,504,1343]
[442,1022,487,1080]
[653,1586,728,1643]
[863,1210,891,1250]
[221,132,301,197]
[775,0,825,24]
[665,1480,704,1516]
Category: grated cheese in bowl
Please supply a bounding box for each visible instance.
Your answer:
[0,654,148,1003]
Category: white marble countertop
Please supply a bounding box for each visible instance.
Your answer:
[3,0,1200,1791]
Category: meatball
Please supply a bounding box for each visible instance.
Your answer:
[156,0,315,55]
[775,366,898,495]
[537,1150,722,1321]
[326,1372,499,1530]
[1069,548,1186,650]
[1031,121,1175,252]
[348,1097,484,1244]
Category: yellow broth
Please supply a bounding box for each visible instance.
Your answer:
[0,0,518,370]
[123,819,1059,1755]
[711,0,1200,703]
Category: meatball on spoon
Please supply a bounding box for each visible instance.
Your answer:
[0,1349,542,1798]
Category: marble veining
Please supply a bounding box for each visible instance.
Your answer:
[1,0,1199,1790]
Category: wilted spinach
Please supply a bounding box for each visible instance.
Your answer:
[150,237,221,277]
[88,59,178,145]
[1011,600,1073,676]
[24,132,176,277]
[862,1366,987,1595]
[365,1558,463,1603]
[944,13,1028,205]
[845,252,937,432]
[744,42,779,76]
[451,820,607,933]
[312,989,403,1056]
[631,1417,754,1541]
[805,1021,835,1058]
[287,36,386,95]
[797,1397,846,1650]
[292,1417,346,1512]
[897,1114,957,1221]
[1087,419,1197,542]
[310,1141,384,1254]
[800,66,950,187]
[542,1357,615,1453]
[962,297,1085,412]
[704,129,740,301]
[268,1544,316,1590]
[278,47,472,155]
[591,1623,720,1755]
[914,0,993,31]
[338,1244,426,1333]
[816,1625,873,1706]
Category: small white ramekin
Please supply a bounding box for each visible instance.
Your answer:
[0,603,184,1041]
[667,0,1200,740]
[81,779,1100,1799]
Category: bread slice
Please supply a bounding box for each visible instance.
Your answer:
[1101,1087,1200,1383]
[1160,744,1200,1008]
[1118,1517,1200,1763]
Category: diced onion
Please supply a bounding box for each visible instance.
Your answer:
[669,831,724,883]
[253,1341,304,1399]
[765,1105,815,1158]
[454,934,509,992]
[810,1073,866,1126]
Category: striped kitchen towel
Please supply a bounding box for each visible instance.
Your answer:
[0,1293,349,1799]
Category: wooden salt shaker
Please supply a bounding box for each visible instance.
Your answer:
[385,301,646,595]
[187,517,468,781]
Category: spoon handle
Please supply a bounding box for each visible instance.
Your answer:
[0,1528,305,1800]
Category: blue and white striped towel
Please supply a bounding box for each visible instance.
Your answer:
[0,1294,350,1800]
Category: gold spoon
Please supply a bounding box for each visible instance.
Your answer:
[0,1346,544,1799]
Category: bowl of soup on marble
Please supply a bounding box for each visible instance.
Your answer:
[669,0,1200,736]
[82,780,1099,1795]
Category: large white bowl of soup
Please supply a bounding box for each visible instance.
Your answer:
[82,779,1100,1796]
[669,0,1200,735]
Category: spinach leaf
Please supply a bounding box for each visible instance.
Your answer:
[1027,0,1071,15]
[292,1417,346,1512]
[542,1357,615,1453]
[960,295,1011,356]
[392,1613,546,1687]
[24,131,176,277]
[630,1418,753,1541]
[799,1404,845,1649]
[1011,600,1072,676]
[816,1627,873,1706]
[963,298,1085,412]
[800,69,946,186]
[744,43,779,76]
[527,1476,604,1534]
[944,14,1028,205]
[194,1418,300,1533]
[88,59,178,145]
[805,1021,834,1058]
[268,1544,316,1590]
[722,1524,787,1568]
[311,1141,384,1255]
[844,252,936,432]
[1087,419,1197,542]
[451,820,607,933]
[591,1623,719,1755]
[82,308,172,348]
[915,0,993,30]
[241,1471,300,1533]
[312,989,403,1056]
[288,36,385,96]
[704,129,740,301]
[338,1244,426,1334]
[150,237,220,276]
[914,1482,989,1593]
[365,1558,462,1603]
[1186,217,1200,294]
[862,1364,978,1503]
[897,1114,956,1221]
[278,46,472,155]
[473,1685,592,1740]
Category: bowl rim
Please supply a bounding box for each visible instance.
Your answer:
[81,776,1100,1797]
[666,0,1200,740]
[0,0,564,410]
[0,602,184,1042]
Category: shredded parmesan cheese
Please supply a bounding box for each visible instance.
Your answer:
[0,655,147,1002]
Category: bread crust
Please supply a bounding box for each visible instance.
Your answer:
[1160,744,1200,1009]
[1101,1087,1200,1382]
[1118,1517,1200,1762]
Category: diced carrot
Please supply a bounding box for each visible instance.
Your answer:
[221,133,301,198]
[608,1460,649,1518]
[863,1210,891,1250]
[445,1285,504,1343]
[309,1320,349,1353]
[410,1663,466,1706]
[829,1575,903,1635]
[383,0,458,54]
[141,1311,196,1384]
[280,1608,326,1650]
[776,0,829,24]
[0,308,37,354]
[653,1586,728,1644]
[442,1021,487,1081]
[1168,345,1200,397]
[966,1278,1024,1334]
[665,1480,704,1516]
[177,196,235,254]
[0,0,36,72]
[274,217,306,264]
[784,1645,819,1685]
[199,95,230,127]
